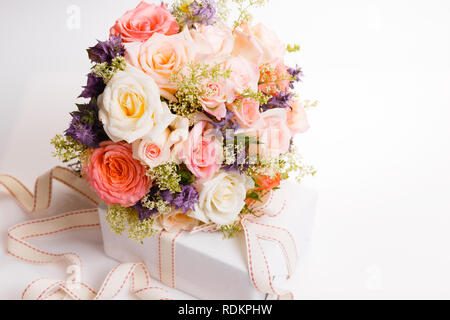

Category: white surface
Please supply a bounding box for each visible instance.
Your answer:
[1,0,450,300]
[99,182,317,300]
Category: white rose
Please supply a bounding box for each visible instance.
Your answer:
[98,66,176,143]
[190,172,255,226]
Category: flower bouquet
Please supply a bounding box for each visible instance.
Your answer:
[51,0,317,299]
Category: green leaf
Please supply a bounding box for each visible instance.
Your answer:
[178,164,196,186]
[247,190,262,202]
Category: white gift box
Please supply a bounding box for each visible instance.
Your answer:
[99,182,318,300]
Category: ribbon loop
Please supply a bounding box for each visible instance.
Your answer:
[2,167,171,300]
[241,217,298,300]
[0,166,100,214]
[247,190,287,218]
[21,263,171,300]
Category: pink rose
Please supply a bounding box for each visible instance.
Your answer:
[287,100,310,136]
[110,2,179,43]
[259,59,291,96]
[229,98,262,129]
[84,142,151,207]
[199,80,230,120]
[160,211,199,233]
[258,109,292,157]
[179,121,223,180]
[132,129,170,168]
[125,28,195,101]
[132,117,190,167]
[189,23,234,60]
[224,56,260,97]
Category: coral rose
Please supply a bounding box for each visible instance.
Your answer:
[84,141,151,207]
[255,173,281,191]
[110,2,179,43]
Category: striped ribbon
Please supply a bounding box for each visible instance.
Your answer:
[1,167,297,300]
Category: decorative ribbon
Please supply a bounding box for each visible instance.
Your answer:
[158,231,183,289]
[242,190,297,300]
[1,167,171,300]
[1,167,297,300]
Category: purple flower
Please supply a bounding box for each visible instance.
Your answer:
[184,0,217,27]
[65,115,97,148]
[172,185,199,214]
[138,184,199,219]
[261,91,294,111]
[161,185,199,214]
[134,202,158,221]
[207,109,240,132]
[160,189,175,203]
[79,73,105,99]
[287,65,303,89]
[65,99,108,148]
[87,35,125,64]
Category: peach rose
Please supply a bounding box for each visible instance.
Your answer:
[179,121,223,180]
[84,142,151,207]
[160,211,199,233]
[249,23,286,64]
[259,60,291,96]
[189,23,234,60]
[110,2,179,43]
[287,100,310,136]
[125,28,195,101]
[258,109,292,157]
[228,98,262,129]
[232,29,264,67]
[224,56,260,97]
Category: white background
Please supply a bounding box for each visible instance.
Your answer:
[1,0,450,299]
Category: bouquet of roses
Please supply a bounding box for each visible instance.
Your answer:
[51,0,315,242]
